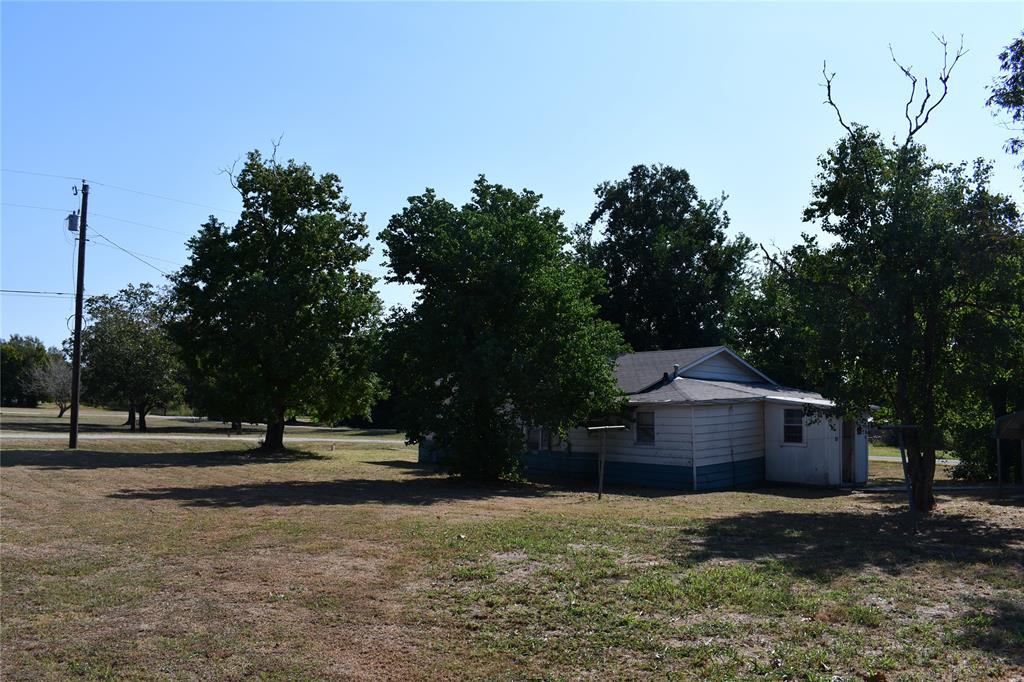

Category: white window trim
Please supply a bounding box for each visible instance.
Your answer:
[781,408,807,447]
[635,411,656,446]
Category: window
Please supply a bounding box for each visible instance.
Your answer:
[636,411,655,444]
[783,409,804,444]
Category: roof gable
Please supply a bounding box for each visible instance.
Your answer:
[678,348,773,384]
[614,346,775,395]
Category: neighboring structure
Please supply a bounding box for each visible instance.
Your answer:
[520,346,868,491]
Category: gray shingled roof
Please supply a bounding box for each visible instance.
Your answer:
[627,377,832,407]
[614,346,724,394]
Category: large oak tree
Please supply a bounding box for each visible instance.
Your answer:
[81,283,184,430]
[576,164,753,351]
[987,30,1024,177]
[171,150,383,450]
[789,130,1021,511]
[381,177,627,480]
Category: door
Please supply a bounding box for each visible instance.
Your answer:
[841,420,855,484]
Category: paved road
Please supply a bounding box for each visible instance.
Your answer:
[0,432,407,445]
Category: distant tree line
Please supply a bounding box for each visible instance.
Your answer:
[0,335,71,413]
[4,33,1022,512]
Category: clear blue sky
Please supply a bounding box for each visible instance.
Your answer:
[2,2,1021,348]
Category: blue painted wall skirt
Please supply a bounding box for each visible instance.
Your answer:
[521,451,765,492]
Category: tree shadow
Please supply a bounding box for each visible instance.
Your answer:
[0,448,324,470]
[365,459,439,474]
[109,477,551,507]
[739,484,858,500]
[858,486,1024,505]
[958,596,1024,665]
[679,508,1022,582]
[0,421,265,436]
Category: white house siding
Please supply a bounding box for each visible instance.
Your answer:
[680,352,761,383]
[552,403,767,491]
[690,402,765,489]
[763,402,842,485]
[691,402,765,467]
[565,405,694,467]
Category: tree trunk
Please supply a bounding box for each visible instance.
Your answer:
[126,403,136,432]
[231,421,242,434]
[262,409,286,452]
[911,449,937,512]
[138,406,148,433]
[57,403,68,417]
[990,382,1016,483]
[893,392,936,513]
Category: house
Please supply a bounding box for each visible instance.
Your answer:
[521,346,868,491]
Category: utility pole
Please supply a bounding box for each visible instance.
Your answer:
[69,181,89,449]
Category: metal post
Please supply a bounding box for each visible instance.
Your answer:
[598,431,606,500]
[68,181,89,449]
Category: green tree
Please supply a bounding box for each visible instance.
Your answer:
[986,30,1024,177]
[946,235,1024,482]
[381,177,627,480]
[81,284,184,431]
[171,149,383,451]
[790,129,1021,511]
[0,335,48,407]
[576,164,753,351]
[23,348,73,417]
[727,259,819,388]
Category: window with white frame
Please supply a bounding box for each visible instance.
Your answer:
[783,408,804,444]
[636,411,655,444]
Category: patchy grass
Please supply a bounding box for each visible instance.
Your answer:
[2,433,1021,680]
[869,444,952,461]
[869,459,956,487]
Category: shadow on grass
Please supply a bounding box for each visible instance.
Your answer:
[109,476,550,507]
[679,506,1024,662]
[366,459,438,474]
[0,448,325,470]
[958,596,1024,664]
[0,421,265,436]
[681,508,1022,581]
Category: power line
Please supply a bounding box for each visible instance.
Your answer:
[0,288,76,297]
[3,200,374,276]
[1,168,239,214]
[90,212,192,236]
[0,169,80,182]
[89,179,239,215]
[91,231,171,276]
[89,238,184,267]
[2,202,73,214]
[3,202,194,237]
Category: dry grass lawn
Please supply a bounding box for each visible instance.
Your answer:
[0,406,403,439]
[1,415,1022,680]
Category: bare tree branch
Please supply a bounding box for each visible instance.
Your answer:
[889,43,917,136]
[217,156,243,196]
[890,34,967,144]
[822,61,854,135]
[270,134,284,164]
